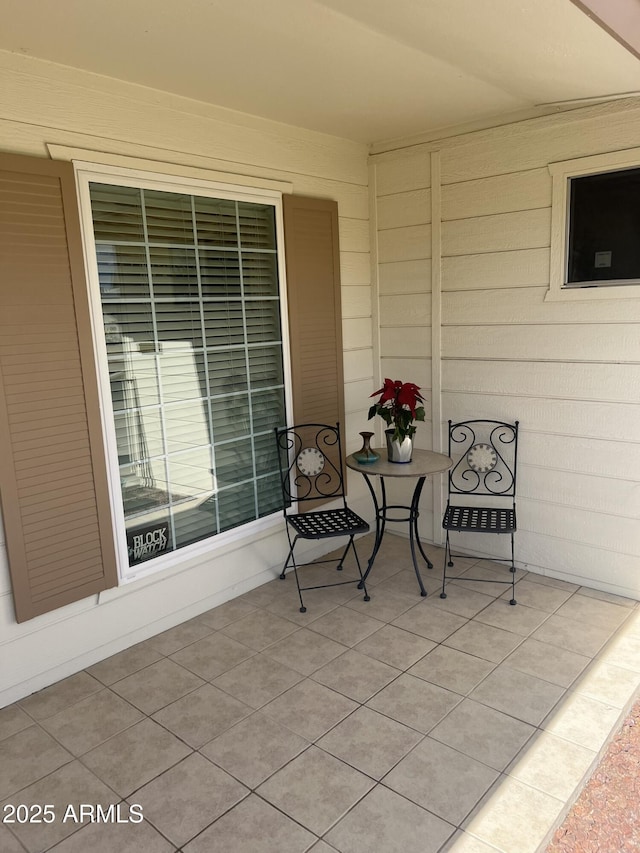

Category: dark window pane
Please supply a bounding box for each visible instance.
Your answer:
[567,168,640,284]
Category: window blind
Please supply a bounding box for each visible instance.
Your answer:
[89,183,286,566]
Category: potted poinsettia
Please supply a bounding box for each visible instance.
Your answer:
[368,378,425,462]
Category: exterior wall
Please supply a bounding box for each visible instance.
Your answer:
[0,51,373,706]
[371,99,640,599]
[368,149,436,533]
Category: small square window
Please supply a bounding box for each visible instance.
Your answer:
[567,167,640,285]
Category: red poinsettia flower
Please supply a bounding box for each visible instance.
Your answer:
[396,382,424,416]
[368,378,426,442]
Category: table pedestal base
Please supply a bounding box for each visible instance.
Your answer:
[359,474,433,596]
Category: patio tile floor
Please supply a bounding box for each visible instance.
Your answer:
[1,532,639,853]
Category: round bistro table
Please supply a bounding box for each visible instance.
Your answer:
[346,448,453,596]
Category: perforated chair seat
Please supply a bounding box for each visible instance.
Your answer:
[443,505,516,534]
[288,507,369,540]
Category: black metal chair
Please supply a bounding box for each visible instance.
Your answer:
[274,423,371,612]
[440,420,519,605]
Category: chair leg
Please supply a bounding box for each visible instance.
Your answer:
[509,531,517,605]
[279,541,295,580]
[280,535,307,612]
[348,536,370,602]
[293,561,306,612]
[440,532,451,599]
[335,540,352,572]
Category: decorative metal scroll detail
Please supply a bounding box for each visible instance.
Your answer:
[277,425,343,502]
[449,422,516,496]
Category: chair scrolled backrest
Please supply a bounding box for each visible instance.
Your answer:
[274,422,347,508]
[447,420,519,499]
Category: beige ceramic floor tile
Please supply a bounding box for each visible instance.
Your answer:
[359,559,407,587]
[375,568,442,598]
[463,776,564,853]
[383,736,499,826]
[212,653,303,709]
[196,598,258,630]
[599,632,640,673]
[261,679,357,741]
[308,842,339,853]
[542,691,624,751]
[134,753,248,847]
[312,649,400,703]
[1,760,118,853]
[87,641,163,685]
[578,587,637,608]
[182,794,316,853]
[0,726,72,800]
[317,705,423,780]
[40,689,143,755]
[443,621,523,664]
[220,610,299,650]
[531,614,611,657]
[574,659,640,707]
[626,610,640,637]
[366,673,461,734]
[503,637,590,688]
[391,603,468,643]
[0,823,25,853]
[257,746,373,835]
[146,618,214,655]
[202,710,308,788]
[111,658,204,714]
[525,573,579,592]
[354,624,436,670]
[18,672,103,721]
[499,579,573,613]
[345,588,418,623]
[152,683,251,748]
[262,627,347,675]
[0,704,31,741]
[238,581,280,609]
[263,588,346,624]
[427,585,496,619]
[472,598,549,637]
[308,606,385,647]
[441,830,505,852]
[408,645,495,696]
[451,565,518,598]
[472,560,528,580]
[555,593,631,632]
[82,718,192,796]
[47,811,177,852]
[430,699,535,771]
[169,632,255,681]
[325,785,454,853]
[434,553,478,577]
[469,664,565,726]
[506,730,596,800]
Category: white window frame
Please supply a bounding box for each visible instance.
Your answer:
[546,147,640,302]
[75,162,294,583]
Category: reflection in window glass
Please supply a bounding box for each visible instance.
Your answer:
[89,183,286,568]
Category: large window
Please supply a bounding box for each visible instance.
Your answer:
[82,175,288,576]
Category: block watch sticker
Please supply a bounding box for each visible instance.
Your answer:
[127,521,171,565]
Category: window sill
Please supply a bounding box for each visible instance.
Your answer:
[545,282,640,302]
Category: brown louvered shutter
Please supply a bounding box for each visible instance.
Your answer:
[282,195,345,428]
[0,154,118,622]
